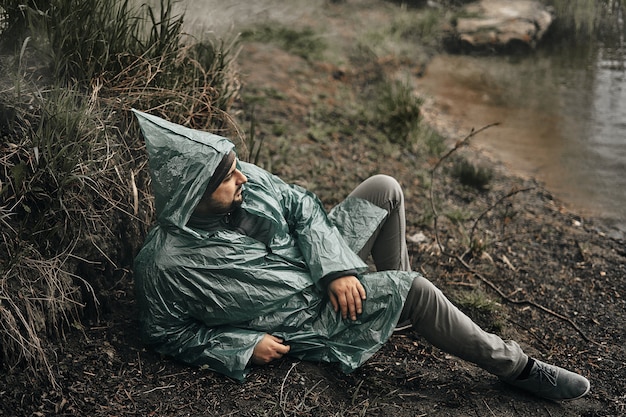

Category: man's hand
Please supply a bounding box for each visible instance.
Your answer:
[251,334,290,365]
[327,275,367,321]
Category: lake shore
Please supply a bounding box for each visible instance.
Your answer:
[415,52,626,242]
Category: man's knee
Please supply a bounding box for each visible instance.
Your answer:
[350,174,403,209]
[369,174,401,191]
[409,274,439,298]
[399,274,439,323]
[367,174,404,206]
[409,274,447,311]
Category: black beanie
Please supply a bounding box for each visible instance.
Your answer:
[205,151,236,195]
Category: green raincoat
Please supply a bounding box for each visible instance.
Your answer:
[132,110,416,381]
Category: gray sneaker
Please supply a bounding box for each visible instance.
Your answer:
[505,359,590,401]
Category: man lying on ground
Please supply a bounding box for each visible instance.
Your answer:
[132,110,590,401]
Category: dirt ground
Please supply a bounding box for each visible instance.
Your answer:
[2,1,626,416]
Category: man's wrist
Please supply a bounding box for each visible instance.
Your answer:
[320,270,358,287]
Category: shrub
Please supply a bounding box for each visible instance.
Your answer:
[451,158,493,191]
[0,0,241,387]
[454,290,505,333]
[376,79,423,146]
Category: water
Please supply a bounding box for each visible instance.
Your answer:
[417,38,626,240]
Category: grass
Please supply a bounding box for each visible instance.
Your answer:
[444,208,472,225]
[547,0,625,41]
[453,289,505,333]
[375,79,423,146]
[0,0,240,387]
[357,4,445,64]
[451,158,493,191]
[240,23,327,61]
[385,6,444,46]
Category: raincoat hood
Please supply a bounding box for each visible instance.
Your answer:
[132,109,234,229]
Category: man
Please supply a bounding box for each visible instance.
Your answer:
[132,110,590,400]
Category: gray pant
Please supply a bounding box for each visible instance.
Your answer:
[348,175,527,380]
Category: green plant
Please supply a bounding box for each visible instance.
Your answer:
[375,79,423,146]
[240,24,326,61]
[15,0,183,85]
[0,1,36,51]
[454,290,505,333]
[387,7,443,44]
[422,126,447,156]
[13,89,91,231]
[0,87,105,387]
[444,208,471,224]
[451,158,493,190]
[547,0,617,40]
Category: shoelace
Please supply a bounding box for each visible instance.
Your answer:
[532,362,559,387]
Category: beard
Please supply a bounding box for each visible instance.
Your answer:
[206,186,245,214]
[230,195,244,211]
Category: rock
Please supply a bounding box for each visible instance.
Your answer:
[444,0,554,53]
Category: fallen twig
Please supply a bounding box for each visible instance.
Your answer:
[279,361,299,417]
[143,384,175,394]
[462,186,535,260]
[429,123,499,252]
[428,124,600,346]
[454,253,599,345]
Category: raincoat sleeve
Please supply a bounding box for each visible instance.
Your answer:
[158,322,264,382]
[135,249,268,382]
[276,179,369,283]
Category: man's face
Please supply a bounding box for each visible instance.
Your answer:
[194,159,248,215]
